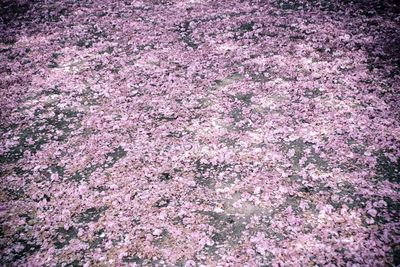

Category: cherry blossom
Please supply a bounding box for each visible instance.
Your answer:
[0,0,399,266]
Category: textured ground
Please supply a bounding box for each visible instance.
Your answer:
[1,0,400,266]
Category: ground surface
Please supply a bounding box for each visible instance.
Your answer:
[1,0,400,266]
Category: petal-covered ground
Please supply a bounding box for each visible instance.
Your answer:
[1,0,400,266]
